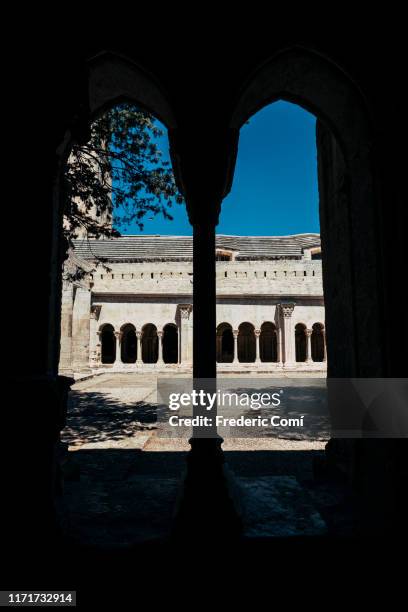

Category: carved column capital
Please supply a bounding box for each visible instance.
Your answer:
[254,329,261,338]
[178,303,193,320]
[157,330,163,338]
[233,329,239,338]
[90,304,101,320]
[306,328,313,338]
[136,331,142,340]
[279,303,295,318]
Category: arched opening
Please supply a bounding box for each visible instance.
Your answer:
[216,323,234,363]
[311,322,325,362]
[142,324,158,363]
[260,322,278,362]
[238,322,255,363]
[100,324,116,364]
[219,97,327,375]
[120,324,137,363]
[295,323,307,362]
[163,324,178,364]
[10,38,404,556]
[228,48,381,380]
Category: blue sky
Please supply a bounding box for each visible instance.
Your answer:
[114,100,319,236]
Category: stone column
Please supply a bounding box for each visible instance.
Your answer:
[170,132,241,541]
[185,218,222,473]
[136,331,143,365]
[276,326,282,364]
[114,331,121,366]
[59,281,74,374]
[71,286,92,373]
[179,304,193,365]
[306,328,313,363]
[279,303,295,365]
[89,305,101,369]
[255,329,261,363]
[92,330,102,367]
[232,329,239,364]
[157,330,164,364]
[95,336,101,366]
[192,221,217,380]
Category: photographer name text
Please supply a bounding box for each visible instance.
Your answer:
[168,415,305,428]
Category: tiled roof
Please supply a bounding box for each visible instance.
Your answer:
[72,234,321,261]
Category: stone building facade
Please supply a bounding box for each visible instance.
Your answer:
[59,234,326,376]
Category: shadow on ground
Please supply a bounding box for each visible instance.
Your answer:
[62,391,160,446]
[60,447,353,548]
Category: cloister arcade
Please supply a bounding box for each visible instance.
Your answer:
[97,319,326,367]
[98,322,179,366]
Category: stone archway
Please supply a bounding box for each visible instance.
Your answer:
[163,324,178,364]
[229,47,381,378]
[238,322,256,363]
[295,323,307,362]
[142,324,158,363]
[100,324,116,364]
[311,322,325,362]
[120,324,137,364]
[34,45,401,543]
[260,322,277,362]
[216,323,234,363]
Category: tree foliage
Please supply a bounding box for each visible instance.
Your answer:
[63,103,182,248]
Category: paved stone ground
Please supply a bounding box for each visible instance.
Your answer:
[60,373,354,548]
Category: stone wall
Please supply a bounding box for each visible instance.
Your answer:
[88,258,323,296]
[60,256,325,375]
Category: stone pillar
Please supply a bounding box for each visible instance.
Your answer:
[170,132,242,541]
[91,330,101,367]
[232,329,239,364]
[89,305,101,368]
[136,331,143,365]
[71,286,92,373]
[192,221,216,380]
[157,330,164,364]
[59,281,74,374]
[279,303,295,365]
[179,304,193,365]
[255,329,261,363]
[95,338,101,366]
[276,326,282,364]
[181,218,224,501]
[114,331,121,366]
[306,328,313,363]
